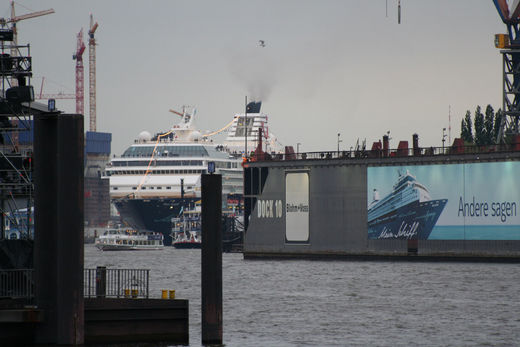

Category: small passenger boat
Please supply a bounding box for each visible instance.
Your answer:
[95,227,164,251]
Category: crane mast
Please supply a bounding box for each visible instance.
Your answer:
[88,14,98,132]
[73,29,86,115]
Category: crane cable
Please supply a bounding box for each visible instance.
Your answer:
[135,129,173,195]
[201,118,235,137]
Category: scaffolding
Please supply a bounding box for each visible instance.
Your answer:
[0,29,35,240]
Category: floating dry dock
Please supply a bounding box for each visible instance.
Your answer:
[243,139,520,260]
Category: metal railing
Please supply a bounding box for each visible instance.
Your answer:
[84,267,150,299]
[0,269,34,299]
[248,143,520,162]
[0,267,150,300]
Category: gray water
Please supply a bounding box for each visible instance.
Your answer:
[85,244,520,346]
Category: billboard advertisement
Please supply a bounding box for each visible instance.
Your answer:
[285,172,309,242]
[367,162,520,240]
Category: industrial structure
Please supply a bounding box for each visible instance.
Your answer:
[241,1,520,260]
[493,0,520,143]
[243,140,520,260]
[2,1,54,88]
[73,29,86,115]
[88,14,98,132]
[83,14,110,231]
[0,3,111,237]
[0,3,55,240]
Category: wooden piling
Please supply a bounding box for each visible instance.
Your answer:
[201,174,222,345]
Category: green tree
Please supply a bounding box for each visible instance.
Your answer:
[474,106,485,146]
[493,108,503,143]
[460,105,504,145]
[461,110,473,143]
[484,105,495,145]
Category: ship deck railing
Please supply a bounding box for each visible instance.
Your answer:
[249,143,520,162]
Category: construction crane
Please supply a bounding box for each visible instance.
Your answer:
[493,0,520,143]
[385,0,402,24]
[37,28,86,116]
[37,77,75,100]
[88,14,99,132]
[398,0,401,24]
[73,29,86,115]
[1,1,54,87]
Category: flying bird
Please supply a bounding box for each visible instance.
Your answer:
[259,40,265,47]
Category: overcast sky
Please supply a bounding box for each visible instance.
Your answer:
[6,1,506,155]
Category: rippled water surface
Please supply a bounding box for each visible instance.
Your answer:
[85,244,520,346]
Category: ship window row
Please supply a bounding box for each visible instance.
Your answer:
[122,145,209,158]
[112,186,188,191]
[214,161,235,168]
[108,169,205,175]
[111,160,203,167]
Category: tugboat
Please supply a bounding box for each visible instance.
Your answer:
[170,203,245,251]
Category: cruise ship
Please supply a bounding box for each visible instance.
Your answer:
[105,102,279,245]
[367,170,447,240]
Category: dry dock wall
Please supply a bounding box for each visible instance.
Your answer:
[243,152,520,260]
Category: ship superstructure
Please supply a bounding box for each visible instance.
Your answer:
[223,101,282,155]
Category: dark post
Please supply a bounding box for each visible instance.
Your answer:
[412,133,420,156]
[201,174,222,345]
[245,96,248,158]
[383,135,389,157]
[57,114,84,344]
[96,266,107,298]
[34,113,59,344]
[34,114,84,345]
[0,195,4,240]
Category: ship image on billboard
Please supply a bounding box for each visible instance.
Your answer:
[367,167,448,240]
[367,162,520,240]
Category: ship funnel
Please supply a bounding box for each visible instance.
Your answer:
[246,101,262,113]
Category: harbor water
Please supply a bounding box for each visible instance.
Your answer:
[85,244,520,346]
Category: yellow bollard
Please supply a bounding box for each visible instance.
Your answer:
[131,289,138,298]
[161,289,168,299]
[169,290,175,299]
[124,289,130,298]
